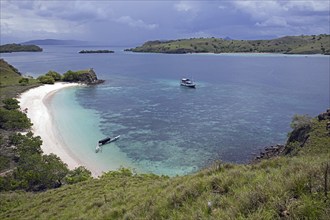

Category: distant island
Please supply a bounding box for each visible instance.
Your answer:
[125,34,330,55]
[21,39,87,45]
[0,43,42,53]
[79,50,114,54]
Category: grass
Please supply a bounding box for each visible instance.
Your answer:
[127,34,330,54]
[0,116,329,219]
[0,59,40,103]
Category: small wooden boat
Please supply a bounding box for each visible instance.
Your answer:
[95,135,120,153]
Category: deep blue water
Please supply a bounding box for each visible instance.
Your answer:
[1,45,329,175]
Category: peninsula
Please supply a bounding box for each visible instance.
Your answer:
[0,43,43,53]
[125,34,330,55]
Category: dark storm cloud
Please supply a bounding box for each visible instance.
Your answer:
[1,0,329,45]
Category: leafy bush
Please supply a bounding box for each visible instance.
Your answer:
[45,71,62,81]
[9,132,43,156]
[37,75,55,84]
[65,166,92,184]
[1,132,69,191]
[2,98,20,110]
[13,153,69,191]
[0,109,32,130]
[290,114,312,130]
[62,70,79,82]
[18,78,29,85]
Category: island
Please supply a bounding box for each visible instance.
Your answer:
[22,39,87,45]
[79,50,114,54]
[125,34,330,55]
[0,43,43,53]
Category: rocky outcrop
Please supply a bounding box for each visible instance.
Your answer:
[254,144,286,161]
[77,68,102,84]
[318,109,330,136]
[62,68,104,85]
[318,109,330,121]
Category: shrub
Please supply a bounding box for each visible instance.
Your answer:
[290,114,312,130]
[65,166,92,184]
[0,109,32,130]
[45,71,62,81]
[62,70,79,82]
[18,78,29,85]
[2,98,20,110]
[37,75,55,84]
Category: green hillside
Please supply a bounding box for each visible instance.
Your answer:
[126,34,330,55]
[1,111,329,219]
[0,44,42,53]
[0,59,39,103]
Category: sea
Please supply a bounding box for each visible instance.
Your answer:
[1,45,329,176]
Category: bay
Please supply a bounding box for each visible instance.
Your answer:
[2,45,329,175]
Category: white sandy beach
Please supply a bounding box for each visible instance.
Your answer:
[17,82,101,177]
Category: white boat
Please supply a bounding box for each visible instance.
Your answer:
[95,135,120,153]
[180,78,196,88]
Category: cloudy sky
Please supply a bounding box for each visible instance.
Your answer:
[1,0,329,45]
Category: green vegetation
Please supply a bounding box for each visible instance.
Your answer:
[126,34,330,55]
[45,71,62,81]
[37,75,55,84]
[62,69,101,84]
[0,44,42,53]
[36,71,61,84]
[0,60,100,192]
[0,59,39,102]
[0,112,329,219]
[2,98,20,110]
[0,59,40,179]
[79,50,114,53]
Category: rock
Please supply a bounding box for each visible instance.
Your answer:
[75,68,104,85]
[318,110,330,121]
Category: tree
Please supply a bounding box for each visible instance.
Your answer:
[65,166,92,184]
[12,153,69,191]
[45,71,62,81]
[19,78,29,85]
[37,75,55,84]
[10,132,43,156]
[62,70,79,82]
[290,114,312,130]
[2,98,20,110]
[0,109,32,130]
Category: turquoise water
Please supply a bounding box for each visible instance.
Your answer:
[50,87,134,174]
[2,46,329,176]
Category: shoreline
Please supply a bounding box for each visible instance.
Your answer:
[17,82,101,177]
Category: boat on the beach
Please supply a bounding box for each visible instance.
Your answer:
[180,78,196,88]
[95,135,120,153]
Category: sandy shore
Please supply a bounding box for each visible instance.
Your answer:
[17,82,100,176]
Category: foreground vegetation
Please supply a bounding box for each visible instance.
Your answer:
[1,110,329,218]
[37,68,102,84]
[126,34,330,54]
[0,44,42,53]
[0,59,329,219]
[0,60,92,189]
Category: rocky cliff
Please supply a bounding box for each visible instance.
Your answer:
[62,68,104,85]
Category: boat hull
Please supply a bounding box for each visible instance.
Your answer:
[180,83,196,88]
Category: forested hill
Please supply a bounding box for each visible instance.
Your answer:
[126,34,330,54]
[0,44,42,53]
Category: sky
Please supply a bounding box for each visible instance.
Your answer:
[1,0,329,46]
